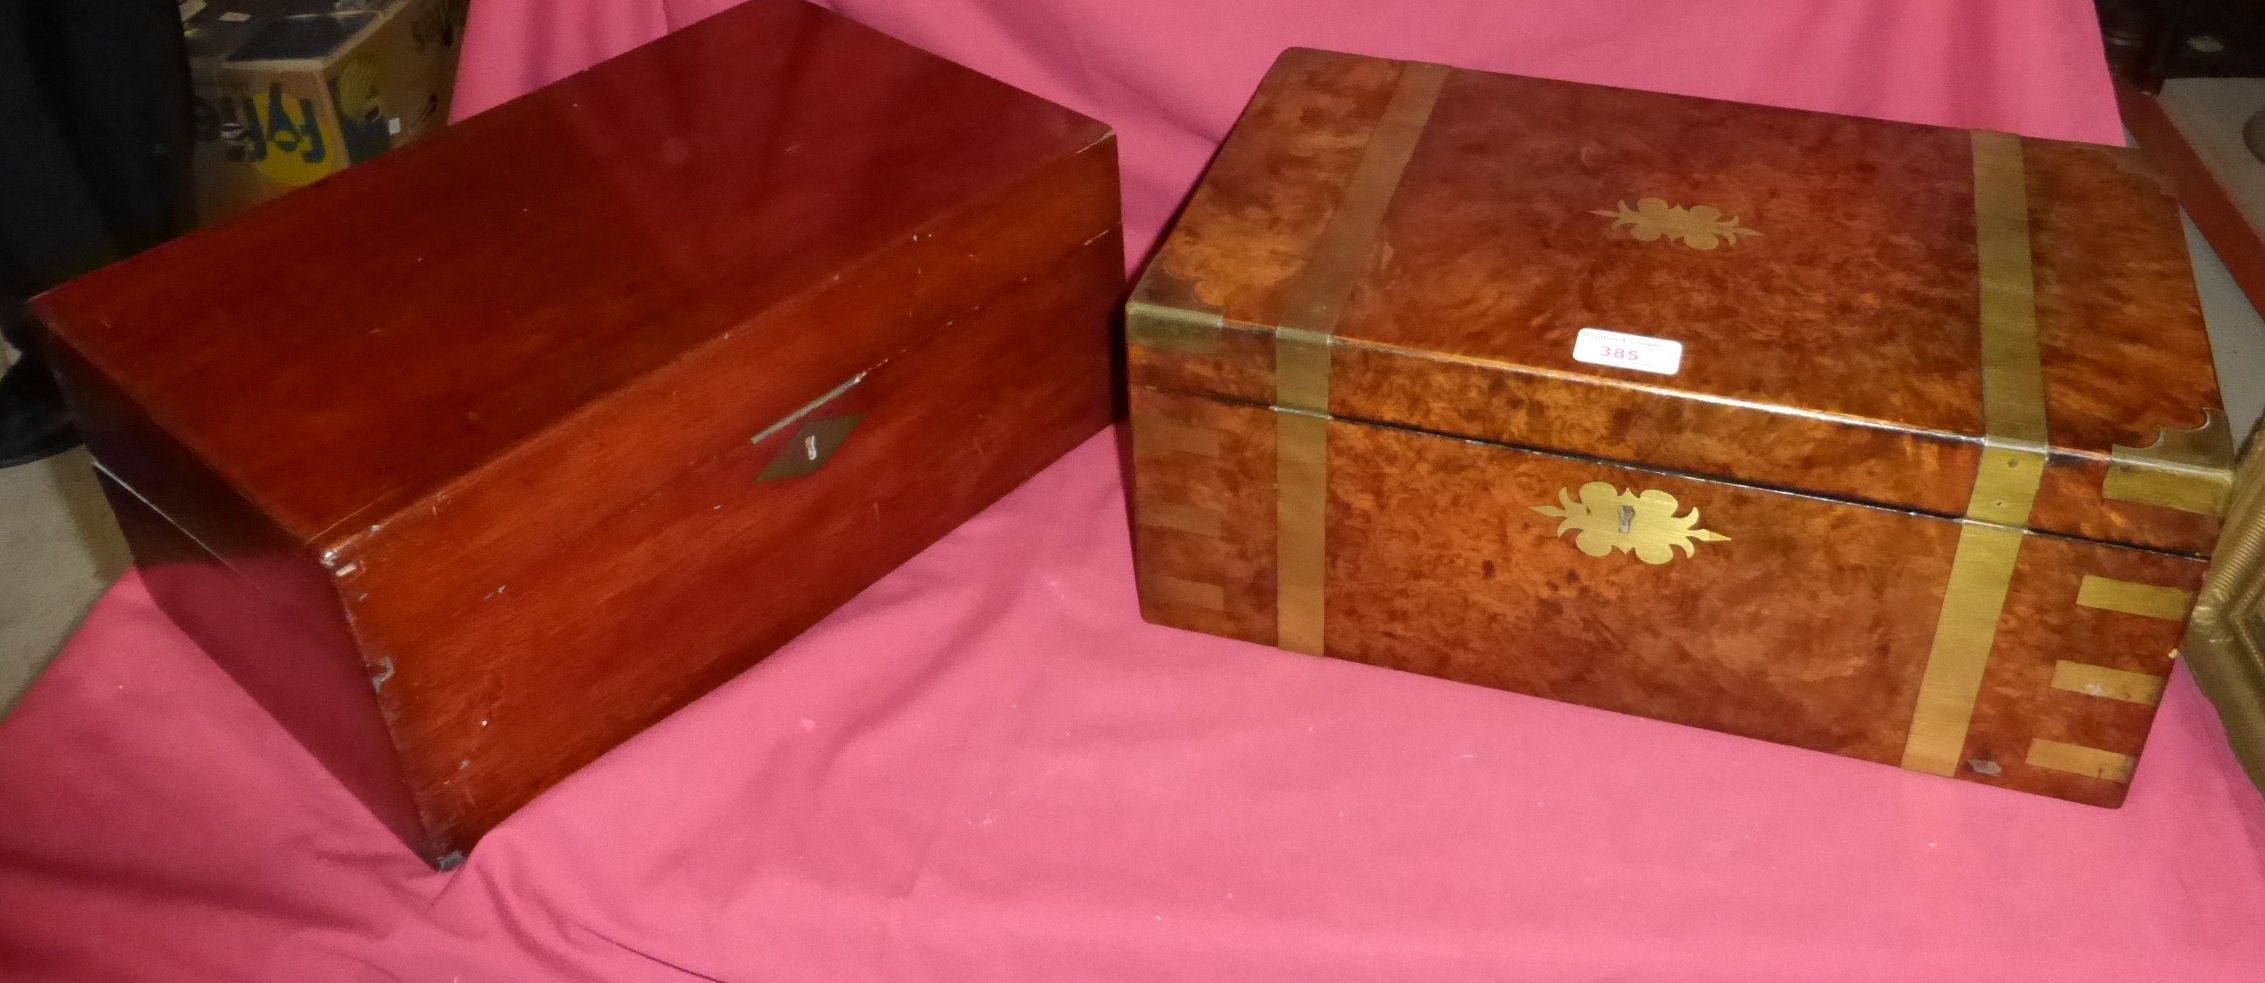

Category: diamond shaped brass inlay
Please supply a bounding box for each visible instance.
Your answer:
[757,414,863,482]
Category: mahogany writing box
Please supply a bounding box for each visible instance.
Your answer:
[33,0,1121,865]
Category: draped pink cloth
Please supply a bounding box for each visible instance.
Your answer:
[6,2,2263,980]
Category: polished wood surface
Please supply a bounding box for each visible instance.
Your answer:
[1130,386,2196,805]
[97,473,428,850]
[1127,47,2220,805]
[355,227,1119,847]
[38,0,1110,548]
[1131,48,2226,554]
[35,0,1121,863]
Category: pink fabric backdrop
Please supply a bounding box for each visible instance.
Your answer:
[5,1,2262,980]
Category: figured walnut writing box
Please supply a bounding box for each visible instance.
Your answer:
[1127,48,2237,806]
[33,0,1121,865]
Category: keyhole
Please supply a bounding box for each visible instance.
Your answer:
[1618,505,1636,534]
[804,435,819,460]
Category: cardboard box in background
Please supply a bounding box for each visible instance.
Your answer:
[184,0,468,225]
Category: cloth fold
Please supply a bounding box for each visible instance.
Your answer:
[5,2,2263,981]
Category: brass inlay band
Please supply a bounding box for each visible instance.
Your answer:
[1130,414,1221,458]
[2104,410,2236,516]
[1902,523,2027,775]
[1900,130,2050,777]
[1270,60,1448,656]
[2050,660,2168,706]
[1272,60,1448,413]
[1136,499,1227,538]
[1965,129,2051,527]
[1274,328,1334,416]
[1142,573,1226,612]
[2027,738,2137,783]
[2075,574,2197,622]
[1127,298,1228,356]
[1276,412,1331,653]
[1968,446,2047,526]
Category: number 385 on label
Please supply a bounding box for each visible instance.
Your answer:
[1572,327,1684,376]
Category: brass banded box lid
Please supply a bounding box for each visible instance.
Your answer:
[1129,48,2234,556]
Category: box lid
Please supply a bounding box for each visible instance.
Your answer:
[36,0,1109,555]
[1128,48,2237,555]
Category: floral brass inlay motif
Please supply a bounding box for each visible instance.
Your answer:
[1592,197,1759,250]
[1532,482,1729,564]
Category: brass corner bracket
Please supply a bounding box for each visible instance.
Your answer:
[2104,409,2236,516]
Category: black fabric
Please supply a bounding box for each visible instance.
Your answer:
[0,355,76,468]
[0,0,192,463]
